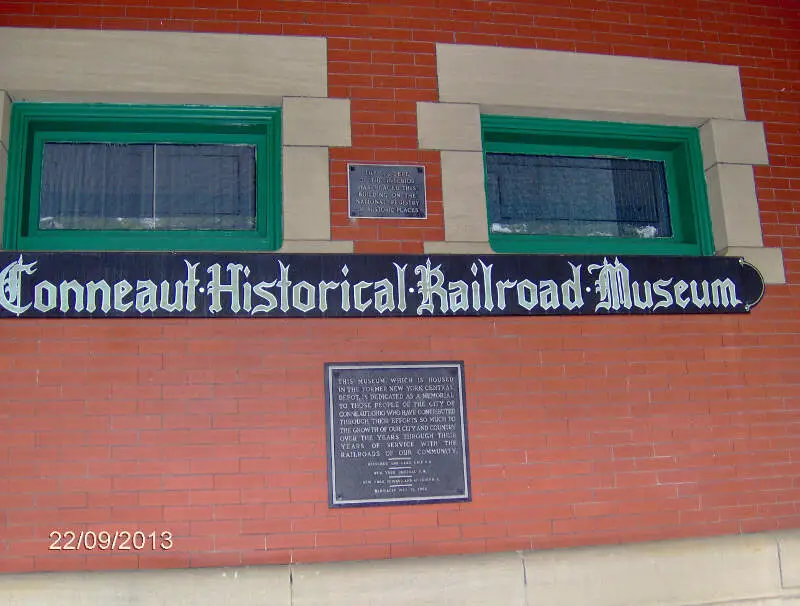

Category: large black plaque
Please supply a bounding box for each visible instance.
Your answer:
[348,164,427,219]
[325,362,470,507]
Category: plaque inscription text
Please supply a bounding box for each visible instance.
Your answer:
[325,362,470,507]
[348,164,427,219]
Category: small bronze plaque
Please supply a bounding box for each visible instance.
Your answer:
[325,361,470,507]
[348,164,427,219]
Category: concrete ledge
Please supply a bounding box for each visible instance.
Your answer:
[706,163,765,250]
[417,102,482,151]
[523,533,782,606]
[277,239,354,253]
[726,600,800,605]
[283,97,351,148]
[2,531,800,606]
[0,567,291,606]
[283,146,331,241]
[440,150,489,243]
[0,91,10,149]
[723,246,786,285]
[292,552,525,606]
[437,43,745,123]
[780,533,800,588]
[0,27,327,105]
[700,119,769,169]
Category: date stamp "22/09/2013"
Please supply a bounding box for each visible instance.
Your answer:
[49,530,174,551]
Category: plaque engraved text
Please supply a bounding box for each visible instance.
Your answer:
[325,362,470,507]
[348,164,427,219]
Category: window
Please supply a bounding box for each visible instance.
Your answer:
[482,116,714,256]
[4,103,282,251]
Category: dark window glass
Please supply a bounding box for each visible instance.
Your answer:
[39,142,256,231]
[486,154,671,239]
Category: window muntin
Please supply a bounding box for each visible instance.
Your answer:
[481,116,714,256]
[5,104,282,251]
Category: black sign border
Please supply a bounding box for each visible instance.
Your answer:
[324,360,471,508]
[346,163,428,220]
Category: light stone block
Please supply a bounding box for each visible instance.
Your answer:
[283,97,351,148]
[0,28,327,105]
[0,567,290,606]
[471,104,708,127]
[424,241,494,255]
[706,165,730,251]
[0,91,10,149]
[437,43,745,123]
[0,145,6,242]
[779,532,800,588]
[440,151,489,243]
[282,146,330,241]
[706,163,765,250]
[277,239,354,253]
[712,600,800,606]
[723,247,786,285]
[523,533,782,606]
[417,102,482,151]
[291,552,525,606]
[434,42,781,271]
[3,531,800,605]
[700,119,769,169]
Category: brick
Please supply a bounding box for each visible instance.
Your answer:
[163,506,214,521]
[33,555,89,572]
[364,529,414,544]
[1,0,799,577]
[389,513,439,528]
[242,519,293,535]
[267,533,316,549]
[138,491,190,506]
[84,555,141,571]
[212,504,265,520]
[413,526,462,542]
[340,515,391,531]
[106,506,164,523]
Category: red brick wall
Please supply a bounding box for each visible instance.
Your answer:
[1,0,799,574]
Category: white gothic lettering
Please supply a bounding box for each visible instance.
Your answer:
[0,254,752,318]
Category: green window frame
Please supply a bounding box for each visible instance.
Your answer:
[4,103,282,251]
[481,115,715,256]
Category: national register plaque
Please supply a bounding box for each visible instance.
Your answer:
[325,361,470,507]
[347,164,427,219]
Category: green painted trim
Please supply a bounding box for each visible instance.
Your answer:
[4,103,282,252]
[488,234,702,256]
[17,231,281,252]
[684,132,715,256]
[481,115,714,257]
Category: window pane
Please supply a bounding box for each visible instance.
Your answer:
[39,142,257,231]
[40,143,154,230]
[154,144,256,230]
[486,154,672,239]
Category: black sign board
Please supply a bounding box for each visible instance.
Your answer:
[0,252,764,318]
[325,362,470,507]
[348,164,427,219]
